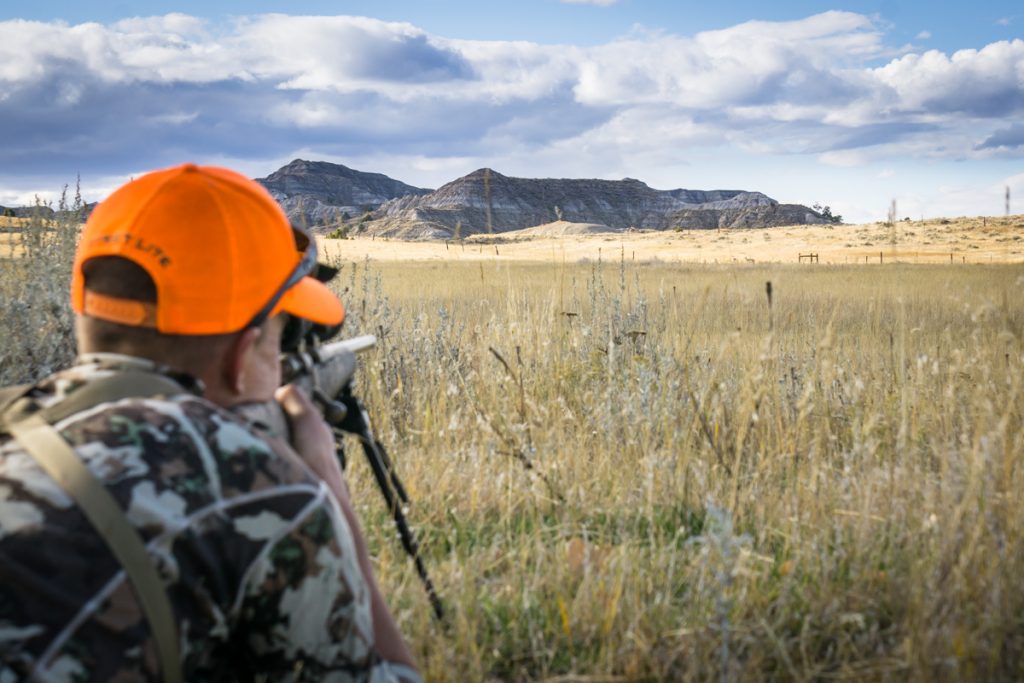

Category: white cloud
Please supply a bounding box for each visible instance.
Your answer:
[572,12,884,110]
[0,11,1022,206]
[916,30,931,40]
[872,40,1024,116]
[996,17,1012,26]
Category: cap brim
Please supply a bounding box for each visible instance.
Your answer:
[277,276,345,326]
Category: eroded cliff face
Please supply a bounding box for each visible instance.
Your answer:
[254,159,431,229]
[361,168,827,238]
[252,161,828,238]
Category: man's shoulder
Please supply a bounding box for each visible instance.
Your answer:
[74,391,314,498]
[2,362,316,503]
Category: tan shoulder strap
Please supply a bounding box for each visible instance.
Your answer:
[0,372,188,434]
[7,415,183,683]
[0,384,31,425]
[40,371,188,425]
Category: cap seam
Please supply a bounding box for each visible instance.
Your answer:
[204,174,241,332]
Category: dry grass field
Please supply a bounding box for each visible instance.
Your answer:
[322,215,1024,265]
[2,211,1024,680]
[327,255,1024,682]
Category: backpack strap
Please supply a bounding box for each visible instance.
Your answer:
[0,371,189,434]
[1,371,187,683]
[39,371,188,425]
[0,383,32,424]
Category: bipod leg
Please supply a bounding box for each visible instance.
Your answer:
[355,426,445,623]
[366,436,409,505]
[333,394,444,624]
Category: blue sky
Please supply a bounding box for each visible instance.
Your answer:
[1,0,1022,222]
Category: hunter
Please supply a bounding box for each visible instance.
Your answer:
[0,164,420,682]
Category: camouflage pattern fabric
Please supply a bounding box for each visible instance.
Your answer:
[0,355,419,682]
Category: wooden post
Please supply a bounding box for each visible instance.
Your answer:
[879,252,883,264]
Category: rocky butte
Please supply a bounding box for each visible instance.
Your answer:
[253,161,830,239]
[254,159,431,229]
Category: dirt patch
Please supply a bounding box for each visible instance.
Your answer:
[504,220,621,237]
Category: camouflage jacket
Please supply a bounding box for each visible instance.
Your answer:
[0,355,419,682]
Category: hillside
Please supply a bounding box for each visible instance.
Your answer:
[360,168,828,238]
[2,162,830,238]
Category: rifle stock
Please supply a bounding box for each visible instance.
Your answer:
[233,333,445,622]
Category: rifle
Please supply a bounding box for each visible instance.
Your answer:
[238,327,445,623]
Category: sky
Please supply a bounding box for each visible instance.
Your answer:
[0,1,1022,223]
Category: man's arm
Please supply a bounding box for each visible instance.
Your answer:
[274,385,417,669]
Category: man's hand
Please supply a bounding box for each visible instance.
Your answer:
[274,384,349,504]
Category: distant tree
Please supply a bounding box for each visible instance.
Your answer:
[812,203,843,224]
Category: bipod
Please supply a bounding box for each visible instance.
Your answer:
[322,386,446,624]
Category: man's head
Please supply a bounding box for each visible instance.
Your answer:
[72,163,344,405]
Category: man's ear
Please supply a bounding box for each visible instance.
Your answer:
[223,326,262,395]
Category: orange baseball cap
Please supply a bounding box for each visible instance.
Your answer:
[71,163,344,334]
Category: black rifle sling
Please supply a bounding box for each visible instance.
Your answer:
[1,372,187,683]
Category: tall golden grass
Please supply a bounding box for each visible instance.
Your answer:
[332,258,1024,681]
